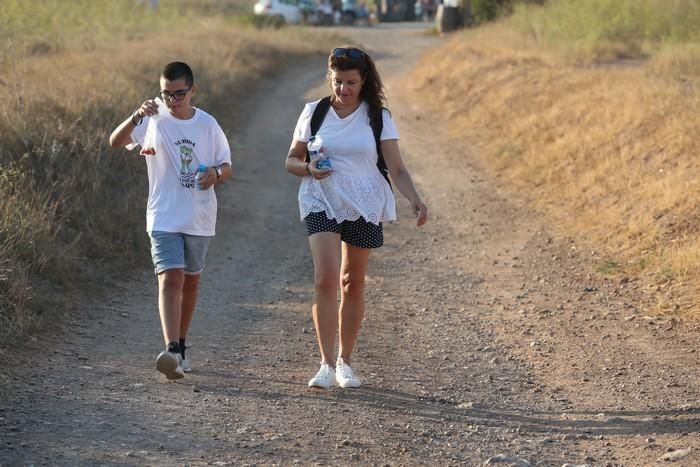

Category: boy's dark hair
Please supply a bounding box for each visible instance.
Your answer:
[161,61,194,87]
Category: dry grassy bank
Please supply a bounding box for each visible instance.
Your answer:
[0,19,335,342]
[404,23,700,316]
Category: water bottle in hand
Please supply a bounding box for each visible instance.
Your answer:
[194,164,209,204]
[308,136,331,170]
[139,97,169,156]
[196,164,207,191]
[153,96,169,120]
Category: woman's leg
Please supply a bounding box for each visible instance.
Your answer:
[338,243,371,364]
[309,232,342,366]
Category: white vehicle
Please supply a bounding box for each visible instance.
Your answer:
[253,0,302,24]
[254,0,334,25]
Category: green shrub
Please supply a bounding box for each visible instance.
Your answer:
[511,0,700,44]
[238,13,287,29]
[471,0,509,23]
[470,0,542,24]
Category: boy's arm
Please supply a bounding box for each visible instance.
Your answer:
[195,124,233,190]
[109,99,159,148]
[197,163,232,190]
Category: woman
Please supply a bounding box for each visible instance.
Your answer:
[285,46,428,388]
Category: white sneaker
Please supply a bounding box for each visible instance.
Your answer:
[308,363,336,388]
[156,351,185,380]
[181,357,192,373]
[335,357,361,388]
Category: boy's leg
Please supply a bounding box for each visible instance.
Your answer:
[155,268,186,380]
[178,234,210,372]
[157,269,185,345]
[179,273,200,341]
[150,231,190,380]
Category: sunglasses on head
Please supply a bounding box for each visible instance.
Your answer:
[331,47,365,60]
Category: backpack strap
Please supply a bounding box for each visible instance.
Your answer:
[369,106,392,189]
[306,96,332,163]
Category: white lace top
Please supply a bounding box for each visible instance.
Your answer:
[293,99,398,225]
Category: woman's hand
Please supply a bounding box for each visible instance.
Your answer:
[412,199,428,227]
[308,159,332,180]
[286,140,333,179]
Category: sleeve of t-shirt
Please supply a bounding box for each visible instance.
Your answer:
[380,108,399,141]
[125,116,150,150]
[213,123,232,165]
[293,102,315,143]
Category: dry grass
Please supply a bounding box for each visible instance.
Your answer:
[403,22,700,316]
[0,0,257,56]
[0,16,336,342]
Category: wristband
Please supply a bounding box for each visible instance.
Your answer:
[305,162,311,176]
[131,110,143,126]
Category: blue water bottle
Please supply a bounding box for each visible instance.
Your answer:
[195,164,208,204]
[308,136,331,170]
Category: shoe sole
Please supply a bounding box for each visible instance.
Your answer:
[308,380,333,388]
[337,380,361,388]
[156,353,184,380]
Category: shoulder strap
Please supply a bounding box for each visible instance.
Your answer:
[370,106,392,189]
[306,96,332,163]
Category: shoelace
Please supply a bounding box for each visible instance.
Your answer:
[338,363,355,379]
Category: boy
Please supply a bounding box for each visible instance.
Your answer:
[109,61,232,380]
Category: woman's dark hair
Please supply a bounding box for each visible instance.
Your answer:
[162,61,194,87]
[328,46,386,114]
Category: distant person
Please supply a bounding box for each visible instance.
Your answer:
[414,0,424,20]
[136,0,159,11]
[423,0,436,21]
[109,62,232,380]
[285,46,428,388]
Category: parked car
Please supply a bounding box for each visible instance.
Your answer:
[253,0,302,24]
[339,0,371,26]
[254,0,334,25]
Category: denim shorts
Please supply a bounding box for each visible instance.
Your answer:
[149,231,211,275]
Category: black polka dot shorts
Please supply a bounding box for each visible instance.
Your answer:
[304,211,383,249]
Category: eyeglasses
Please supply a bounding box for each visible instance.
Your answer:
[159,87,191,102]
[331,47,365,60]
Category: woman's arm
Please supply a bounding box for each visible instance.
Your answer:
[381,139,428,226]
[285,139,331,179]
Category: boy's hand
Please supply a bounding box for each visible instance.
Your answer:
[196,167,217,190]
[135,99,159,120]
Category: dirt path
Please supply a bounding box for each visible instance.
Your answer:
[2,24,700,466]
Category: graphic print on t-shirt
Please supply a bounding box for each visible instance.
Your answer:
[177,140,196,189]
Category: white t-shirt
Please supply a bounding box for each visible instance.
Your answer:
[293,99,398,225]
[127,108,231,236]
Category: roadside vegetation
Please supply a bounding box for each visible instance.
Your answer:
[0,0,334,343]
[406,0,700,315]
